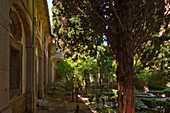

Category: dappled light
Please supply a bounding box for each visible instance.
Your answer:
[0,0,169,113]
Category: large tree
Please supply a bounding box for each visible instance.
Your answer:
[52,0,169,112]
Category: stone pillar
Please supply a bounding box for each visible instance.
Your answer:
[38,56,44,99]
[0,0,12,113]
[52,62,55,83]
[35,56,38,97]
[46,56,50,91]
[48,63,53,86]
[44,55,47,95]
[26,44,36,112]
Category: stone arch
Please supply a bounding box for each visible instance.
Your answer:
[11,3,31,43]
[9,10,22,41]
[36,38,42,56]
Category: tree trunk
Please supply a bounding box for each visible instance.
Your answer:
[72,84,74,102]
[115,34,135,113]
[114,0,135,112]
[99,71,103,93]
[75,87,79,113]
[85,76,91,94]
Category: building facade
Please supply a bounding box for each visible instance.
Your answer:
[0,0,63,113]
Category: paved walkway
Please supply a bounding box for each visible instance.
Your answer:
[37,81,92,113]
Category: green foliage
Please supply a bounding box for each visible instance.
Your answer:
[141,98,157,108]
[141,98,170,108]
[135,101,147,112]
[104,92,116,97]
[135,68,169,90]
[87,94,94,103]
[97,105,115,113]
[107,97,116,102]
[95,93,102,98]
[52,0,103,57]
[148,91,164,97]
[163,88,170,92]
[52,0,169,111]
[76,56,99,88]
[56,56,98,94]
[104,105,114,112]
[148,69,169,90]
[163,88,170,97]
[135,71,151,90]
[135,39,170,79]
[111,89,117,96]
[95,93,102,104]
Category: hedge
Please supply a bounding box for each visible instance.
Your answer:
[163,88,170,97]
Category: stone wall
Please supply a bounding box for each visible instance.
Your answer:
[0,0,12,113]
[10,94,26,113]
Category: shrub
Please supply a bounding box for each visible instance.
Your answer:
[95,93,102,104]
[141,98,157,108]
[135,101,147,112]
[141,98,170,108]
[105,97,117,105]
[104,92,116,97]
[163,88,170,97]
[148,70,169,90]
[111,89,117,96]
[148,83,166,90]
[148,90,164,97]
[87,94,94,103]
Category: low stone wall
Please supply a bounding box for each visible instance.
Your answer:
[10,94,26,113]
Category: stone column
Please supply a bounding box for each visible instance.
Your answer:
[48,63,53,86]
[26,44,36,112]
[44,55,47,95]
[52,62,55,83]
[38,56,44,99]
[0,0,12,113]
[35,56,38,97]
[46,56,50,91]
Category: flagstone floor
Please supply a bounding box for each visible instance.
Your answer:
[37,81,92,113]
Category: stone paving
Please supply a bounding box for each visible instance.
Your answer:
[36,81,92,113]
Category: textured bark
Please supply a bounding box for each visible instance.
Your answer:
[114,0,135,112]
[72,84,74,102]
[99,71,103,93]
[115,34,135,113]
[85,76,91,94]
[75,88,79,113]
[116,48,135,113]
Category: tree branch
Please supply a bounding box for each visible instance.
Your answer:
[92,9,118,35]
[108,0,124,33]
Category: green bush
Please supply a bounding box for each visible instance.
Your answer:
[104,92,116,97]
[141,98,157,108]
[95,93,102,104]
[148,70,169,90]
[148,90,164,97]
[111,89,117,96]
[163,88,170,97]
[107,97,117,103]
[148,83,166,90]
[87,94,94,103]
[135,101,147,112]
[141,98,170,108]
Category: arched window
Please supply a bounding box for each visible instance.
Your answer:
[9,10,22,41]
[9,9,22,98]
